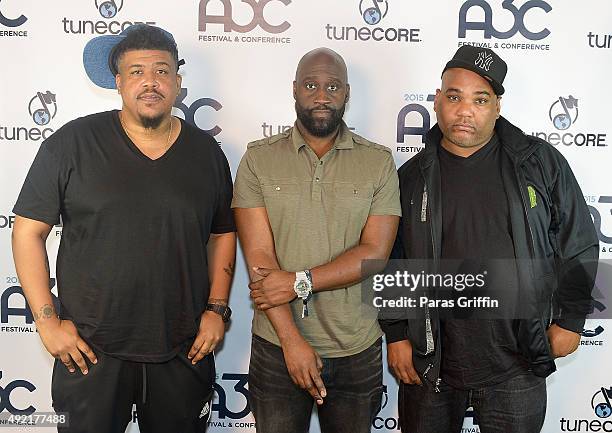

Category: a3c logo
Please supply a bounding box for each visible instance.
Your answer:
[95,0,124,19]
[28,91,57,126]
[588,196,612,245]
[0,0,27,27]
[549,95,578,131]
[173,88,222,137]
[1,280,59,324]
[0,371,36,415]
[458,0,551,40]
[212,373,250,419]
[199,0,291,34]
[397,94,434,144]
[359,0,388,26]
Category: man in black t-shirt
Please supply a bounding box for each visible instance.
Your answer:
[12,25,236,433]
[380,46,598,432]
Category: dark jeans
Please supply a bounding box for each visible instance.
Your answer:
[399,372,547,433]
[249,335,383,433]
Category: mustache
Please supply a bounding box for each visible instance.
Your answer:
[137,90,164,99]
[309,104,335,112]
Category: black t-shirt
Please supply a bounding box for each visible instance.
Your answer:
[14,110,235,362]
[438,134,528,389]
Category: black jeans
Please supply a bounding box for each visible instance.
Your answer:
[399,372,547,433]
[249,335,383,433]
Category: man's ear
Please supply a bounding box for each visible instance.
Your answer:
[293,80,297,100]
[433,89,441,113]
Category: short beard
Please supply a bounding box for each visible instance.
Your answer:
[295,102,345,137]
[139,113,165,130]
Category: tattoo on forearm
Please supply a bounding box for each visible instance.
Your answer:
[33,304,57,321]
[224,262,235,277]
[208,298,228,306]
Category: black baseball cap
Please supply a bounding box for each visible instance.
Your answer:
[442,45,507,95]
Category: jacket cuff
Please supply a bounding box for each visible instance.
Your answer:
[379,320,408,343]
[553,318,585,334]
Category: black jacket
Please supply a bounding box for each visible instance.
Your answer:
[380,116,599,387]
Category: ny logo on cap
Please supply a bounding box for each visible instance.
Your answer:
[474,51,493,71]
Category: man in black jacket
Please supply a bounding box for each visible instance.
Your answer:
[380,45,599,433]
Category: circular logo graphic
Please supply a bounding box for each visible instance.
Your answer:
[548,96,579,131]
[28,92,57,126]
[95,0,123,19]
[32,109,50,126]
[363,8,382,25]
[552,113,571,130]
[595,402,612,418]
[359,0,388,26]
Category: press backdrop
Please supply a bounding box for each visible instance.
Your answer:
[1,1,611,432]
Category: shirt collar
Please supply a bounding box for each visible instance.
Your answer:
[291,121,354,154]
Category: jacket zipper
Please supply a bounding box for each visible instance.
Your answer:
[423,181,441,392]
[515,165,548,324]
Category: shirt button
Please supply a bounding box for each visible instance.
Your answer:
[275,186,281,191]
[315,177,320,182]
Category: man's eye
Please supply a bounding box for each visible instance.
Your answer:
[157,69,169,74]
[448,95,459,102]
[305,83,316,90]
[131,70,143,75]
[476,98,489,105]
[328,84,338,92]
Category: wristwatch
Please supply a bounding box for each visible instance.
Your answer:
[206,303,232,322]
[294,270,313,318]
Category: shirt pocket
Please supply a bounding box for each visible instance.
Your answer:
[330,182,374,242]
[261,180,300,228]
[333,182,374,209]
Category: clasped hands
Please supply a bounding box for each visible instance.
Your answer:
[249,267,298,310]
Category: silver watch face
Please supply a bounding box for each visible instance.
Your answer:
[295,280,310,297]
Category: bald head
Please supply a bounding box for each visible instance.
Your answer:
[295,47,348,83]
[293,48,350,138]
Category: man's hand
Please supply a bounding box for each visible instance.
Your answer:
[387,340,422,385]
[188,310,226,364]
[281,335,326,405]
[548,323,581,358]
[249,267,296,309]
[37,319,97,375]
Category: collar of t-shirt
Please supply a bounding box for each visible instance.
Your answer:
[438,133,499,164]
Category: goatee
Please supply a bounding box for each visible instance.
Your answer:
[295,102,345,137]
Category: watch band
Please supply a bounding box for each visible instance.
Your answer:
[206,303,232,322]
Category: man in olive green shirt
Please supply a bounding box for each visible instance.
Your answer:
[232,47,400,433]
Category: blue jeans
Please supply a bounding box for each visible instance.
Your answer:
[249,335,383,433]
[399,373,547,433]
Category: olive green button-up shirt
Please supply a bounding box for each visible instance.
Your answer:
[232,122,401,357]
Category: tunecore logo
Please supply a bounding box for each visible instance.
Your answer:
[62,0,155,35]
[326,0,420,43]
[559,387,612,431]
[360,0,388,25]
[96,0,124,19]
[29,91,57,126]
[549,95,578,130]
[0,91,56,142]
[531,95,607,148]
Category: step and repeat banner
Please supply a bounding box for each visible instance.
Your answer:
[1,1,611,432]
